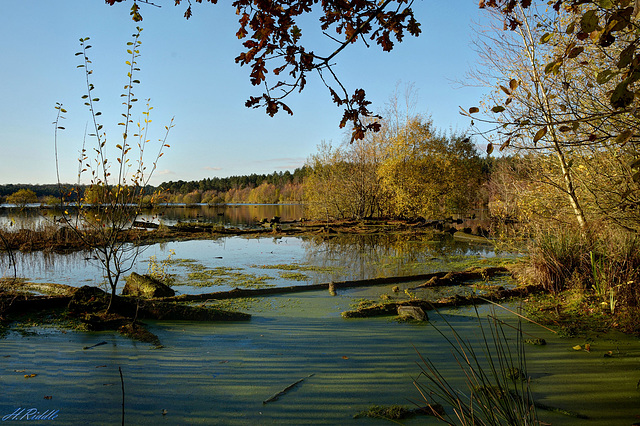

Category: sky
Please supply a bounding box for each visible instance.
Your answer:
[0,1,491,186]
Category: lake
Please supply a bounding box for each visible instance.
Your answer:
[1,205,639,424]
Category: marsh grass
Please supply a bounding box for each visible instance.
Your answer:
[0,220,80,252]
[522,291,612,337]
[521,223,640,332]
[353,404,429,420]
[413,308,539,425]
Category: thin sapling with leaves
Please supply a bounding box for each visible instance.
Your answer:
[53,26,173,312]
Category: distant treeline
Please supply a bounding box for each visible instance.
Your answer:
[0,184,81,200]
[157,168,308,194]
[0,168,309,205]
[156,168,309,204]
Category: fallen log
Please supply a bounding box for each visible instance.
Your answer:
[2,294,73,314]
[341,284,545,318]
[63,286,251,322]
[413,266,510,289]
[161,267,510,303]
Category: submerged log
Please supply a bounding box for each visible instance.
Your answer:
[161,267,509,303]
[2,294,73,314]
[67,286,251,321]
[341,284,545,318]
[263,373,314,404]
[413,266,510,289]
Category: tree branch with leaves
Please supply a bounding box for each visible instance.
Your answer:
[104,0,421,141]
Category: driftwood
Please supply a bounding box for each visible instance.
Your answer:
[83,341,108,350]
[341,284,545,318]
[413,266,510,289]
[0,266,513,316]
[1,266,515,322]
[263,373,315,404]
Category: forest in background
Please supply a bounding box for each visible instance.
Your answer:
[0,169,308,206]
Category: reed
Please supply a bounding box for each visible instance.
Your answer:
[413,308,539,425]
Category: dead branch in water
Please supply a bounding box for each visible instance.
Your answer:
[263,373,315,404]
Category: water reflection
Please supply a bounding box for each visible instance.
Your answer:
[142,204,304,228]
[0,204,305,230]
[1,204,507,292]
[0,249,103,286]
[1,232,506,295]
[301,233,499,281]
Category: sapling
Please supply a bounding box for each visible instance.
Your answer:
[54,27,173,312]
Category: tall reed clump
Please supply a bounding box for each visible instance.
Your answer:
[413,310,538,425]
[523,225,589,294]
[589,229,640,331]
[521,223,640,332]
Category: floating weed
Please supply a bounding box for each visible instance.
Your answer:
[279,272,309,281]
[186,277,227,288]
[168,258,198,264]
[183,263,207,272]
[349,298,377,310]
[187,267,243,280]
[142,257,199,266]
[206,296,303,313]
[183,269,275,289]
[256,263,301,271]
[234,274,275,289]
[206,298,272,312]
[253,263,341,273]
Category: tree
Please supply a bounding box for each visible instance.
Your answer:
[104,0,422,141]
[304,137,385,220]
[54,27,172,312]
[467,3,640,233]
[377,117,482,220]
[481,0,640,108]
[248,182,280,204]
[304,113,482,222]
[6,189,38,208]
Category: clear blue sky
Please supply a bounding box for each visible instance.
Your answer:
[0,0,489,186]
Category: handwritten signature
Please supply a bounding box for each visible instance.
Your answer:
[2,408,59,421]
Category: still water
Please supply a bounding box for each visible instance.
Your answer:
[1,205,502,294]
[0,203,304,230]
[2,298,639,425]
[1,205,639,424]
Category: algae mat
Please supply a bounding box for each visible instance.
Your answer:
[1,288,639,424]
